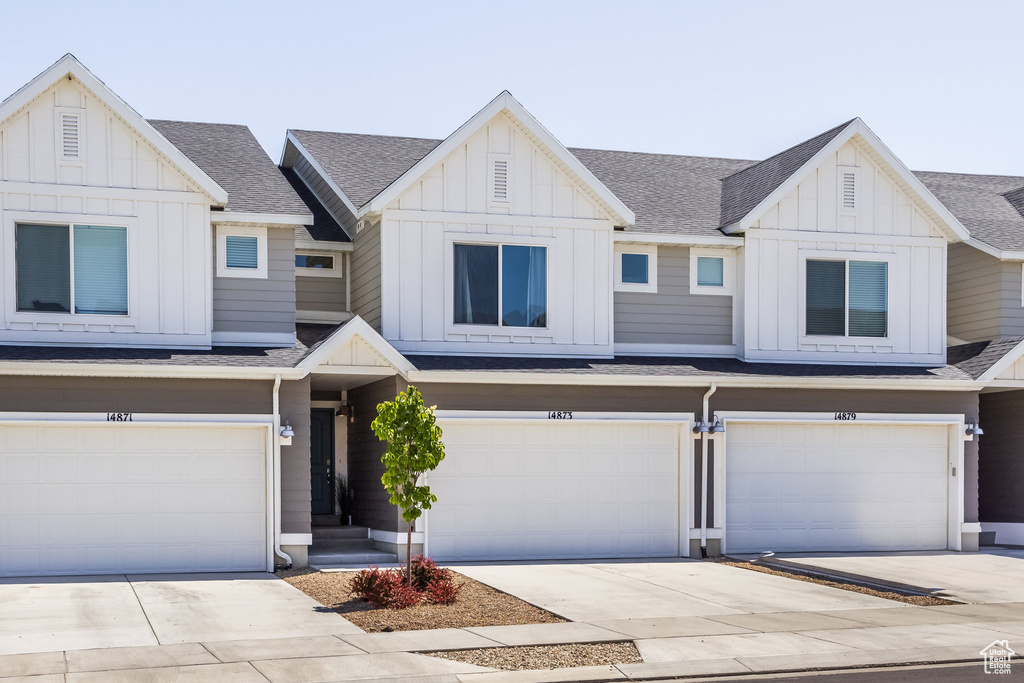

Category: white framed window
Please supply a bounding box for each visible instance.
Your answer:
[614,244,657,293]
[452,242,547,328]
[295,252,343,278]
[838,166,858,216]
[54,107,85,165]
[216,225,267,279]
[803,255,889,338]
[15,222,128,316]
[689,248,736,295]
[488,154,512,208]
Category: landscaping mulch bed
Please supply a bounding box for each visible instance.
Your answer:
[278,568,566,632]
[715,558,959,606]
[426,642,643,671]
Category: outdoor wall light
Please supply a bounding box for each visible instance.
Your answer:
[336,399,355,423]
[710,417,725,433]
[965,421,984,437]
[692,420,710,434]
[280,420,295,438]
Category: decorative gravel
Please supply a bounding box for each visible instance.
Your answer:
[716,559,958,606]
[426,642,643,671]
[278,568,566,632]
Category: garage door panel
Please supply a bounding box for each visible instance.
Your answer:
[726,422,949,553]
[430,419,683,561]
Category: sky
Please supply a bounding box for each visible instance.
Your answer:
[2,0,1023,176]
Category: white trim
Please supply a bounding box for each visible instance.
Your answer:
[963,237,1024,261]
[614,343,737,357]
[297,314,415,375]
[216,225,267,279]
[961,522,982,534]
[688,527,723,540]
[295,239,354,252]
[976,338,1024,382]
[690,247,736,296]
[280,533,313,546]
[295,252,343,278]
[0,361,303,380]
[614,243,658,293]
[714,411,966,554]
[614,232,744,247]
[435,410,694,422]
[981,522,1024,546]
[385,208,612,231]
[363,91,635,226]
[212,211,313,227]
[296,310,353,324]
[726,119,969,243]
[0,54,228,205]
[370,528,425,545]
[211,331,296,347]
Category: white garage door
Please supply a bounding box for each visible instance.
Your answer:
[0,422,269,577]
[428,417,684,561]
[726,421,950,553]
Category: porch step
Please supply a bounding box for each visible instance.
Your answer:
[310,539,377,553]
[308,550,399,567]
[312,526,370,541]
[311,514,343,527]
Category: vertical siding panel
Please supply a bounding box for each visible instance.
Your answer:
[858,161,874,234]
[466,129,487,213]
[160,202,185,334]
[779,188,798,229]
[758,239,779,350]
[893,192,913,237]
[929,245,945,355]
[398,221,422,341]
[422,222,445,341]
[875,170,894,235]
[745,239,760,354]
[817,154,837,232]
[574,230,596,345]
[512,129,532,216]
[380,220,401,339]
[445,146,467,212]
[552,227,575,344]
[534,150,553,216]
[798,175,817,230]
[778,239,800,350]
[908,246,930,353]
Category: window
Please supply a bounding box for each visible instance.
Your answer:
[689,248,736,295]
[216,225,267,279]
[614,245,657,293]
[16,223,128,315]
[806,259,887,337]
[453,243,547,327]
[295,253,342,278]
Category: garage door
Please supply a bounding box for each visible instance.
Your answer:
[0,422,269,577]
[726,421,950,553]
[428,417,684,561]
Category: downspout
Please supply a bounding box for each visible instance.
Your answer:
[273,374,292,568]
[700,383,717,558]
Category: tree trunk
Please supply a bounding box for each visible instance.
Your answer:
[406,520,413,585]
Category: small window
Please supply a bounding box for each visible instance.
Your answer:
[806,259,887,338]
[621,254,649,284]
[16,223,128,316]
[216,226,268,279]
[453,243,547,328]
[295,253,342,278]
[614,245,658,293]
[696,256,724,287]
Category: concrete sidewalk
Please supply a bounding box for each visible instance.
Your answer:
[3,601,1020,682]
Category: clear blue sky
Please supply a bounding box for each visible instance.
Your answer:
[3,1,1022,176]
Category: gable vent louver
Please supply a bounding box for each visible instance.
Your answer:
[841,171,856,210]
[61,113,80,159]
[492,158,509,202]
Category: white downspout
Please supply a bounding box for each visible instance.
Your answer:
[700,383,717,557]
[273,374,292,568]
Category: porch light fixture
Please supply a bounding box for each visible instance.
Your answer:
[280,420,295,438]
[710,417,725,433]
[336,399,355,423]
[965,421,984,437]
[692,420,710,434]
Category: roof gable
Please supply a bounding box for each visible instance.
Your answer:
[0,54,227,205]
[722,118,970,242]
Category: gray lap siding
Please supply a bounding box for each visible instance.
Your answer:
[978,390,1024,523]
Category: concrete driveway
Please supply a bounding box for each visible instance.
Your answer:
[454,559,901,622]
[0,572,361,657]
[764,548,1024,604]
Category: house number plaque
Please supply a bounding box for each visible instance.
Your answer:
[106,412,134,422]
[547,411,573,420]
[834,412,857,421]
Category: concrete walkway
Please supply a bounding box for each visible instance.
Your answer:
[1,601,1021,681]
[0,572,360,657]
[757,548,1024,604]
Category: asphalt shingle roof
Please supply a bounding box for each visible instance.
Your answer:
[280,168,350,244]
[915,171,1024,252]
[150,120,310,216]
[947,337,1024,380]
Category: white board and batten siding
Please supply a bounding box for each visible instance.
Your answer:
[743,140,947,365]
[0,78,212,347]
[380,112,615,356]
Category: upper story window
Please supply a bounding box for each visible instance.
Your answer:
[16,223,128,315]
[614,244,657,293]
[806,259,887,337]
[216,225,267,279]
[295,252,342,278]
[689,248,736,295]
[453,243,547,327]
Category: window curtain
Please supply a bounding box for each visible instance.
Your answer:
[74,226,128,315]
[848,261,887,337]
[806,260,845,335]
[453,244,498,325]
[502,245,546,328]
[16,224,70,312]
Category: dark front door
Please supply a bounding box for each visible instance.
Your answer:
[310,409,335,515]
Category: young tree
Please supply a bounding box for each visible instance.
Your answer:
[371,385,446,583]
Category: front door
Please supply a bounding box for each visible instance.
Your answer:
[310,408,335,515]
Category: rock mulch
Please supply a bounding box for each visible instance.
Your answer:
[278,569,566,632]
[715,559,958,606]
[425,642,643,671]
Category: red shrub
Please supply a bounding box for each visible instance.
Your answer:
[350,566,421,608]
[425,576,461,604]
